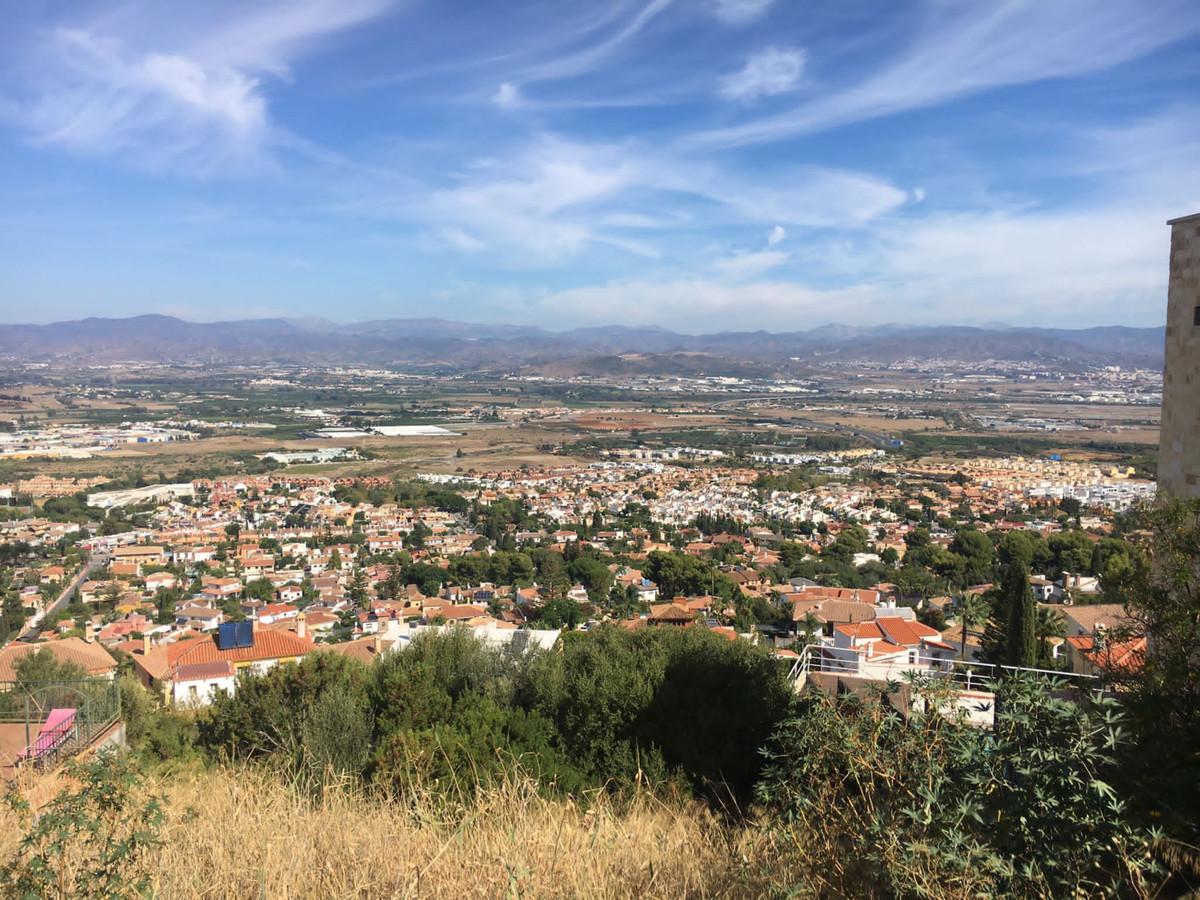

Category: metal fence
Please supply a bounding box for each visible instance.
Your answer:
[0,677,121,771]
[788,644,1099,692]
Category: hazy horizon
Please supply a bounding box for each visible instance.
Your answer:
[2,1,1199,330]
[0,311,1168,334]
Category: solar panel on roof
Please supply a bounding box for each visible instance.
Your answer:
[235,620,254,648]
[217,622,238,651]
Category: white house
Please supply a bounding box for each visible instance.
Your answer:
[172,660,236,706]
[818,616,957,681]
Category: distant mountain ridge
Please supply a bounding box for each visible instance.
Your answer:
[0,315,1165,371]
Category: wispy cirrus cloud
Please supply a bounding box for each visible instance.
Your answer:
[419,136,909,265]
[426,137,643,263]
[696,166,909,227]
[9,0,393,173]
[2,0,1195,329]
[24,29,267,167]
[710,249,790,280]
[523,109,1200,330]
[692,0,1200,146]
[516,0,674,84]
[710,0,775,27]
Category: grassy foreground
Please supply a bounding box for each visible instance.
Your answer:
[1,762,776,899]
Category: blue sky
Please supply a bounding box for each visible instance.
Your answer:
[1,0,1199,331]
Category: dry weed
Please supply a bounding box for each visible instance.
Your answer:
[2,763,777,899]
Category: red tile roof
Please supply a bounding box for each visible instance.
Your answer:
[876,617,939,647]
[432,604,487,620]
[1066,635,1146,674]
[175,660,236,682]
[792,598,876,624]
[835,622,883,641]
[163,629,315,673]
[0,638,118,681]
[868,640,908,659]
[649,603,696,623]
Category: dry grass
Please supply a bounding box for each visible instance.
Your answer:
[1,763,775,899]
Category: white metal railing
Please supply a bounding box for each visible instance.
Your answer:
[788,644,1098,691]
[785,650,808,682]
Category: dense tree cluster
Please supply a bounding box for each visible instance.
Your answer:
[196,626,794,805]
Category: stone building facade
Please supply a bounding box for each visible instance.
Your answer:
[1160,213,1200,499]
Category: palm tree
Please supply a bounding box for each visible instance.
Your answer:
[957,593,990,660]
[1036,605,1066,668]
[798,611,823,646]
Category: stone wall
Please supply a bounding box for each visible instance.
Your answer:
[1160,213,1200,499]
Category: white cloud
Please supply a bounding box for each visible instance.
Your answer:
[190,0,392,73]
[694,0,1200,146]
[439,228,488,252]
[519,0,674,83]
[594,234,662,259]
[516,112,1200,329]
[420,137,908,267]
[912,187,926,203]
[492,82,522,108]
[711,0,775,26]
[13,0,392,173]
[428,137,644,263]
[865,207,1168,325]
[537,277,876,330]
[530,204,1172,330]
[718,47,805,102]
[602,212,671,229]
[711,249,789,280]
[140,52,265,133]
[850,111,1200,325]
[413,131,910,270]
[696,166,908,227]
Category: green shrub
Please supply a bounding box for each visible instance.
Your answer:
[197,652,372,785]
[756,674,1158,897]
[524,625,794,804]
[118,674,198,762]
[2,753,163,899]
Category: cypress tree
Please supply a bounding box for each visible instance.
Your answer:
[1003,560,1038,668]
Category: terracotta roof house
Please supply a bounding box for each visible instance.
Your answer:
[173,661,237,707]
[648,603,696,626]
[144,571,178,591]
[1066,634,1146,677]
[784,586,882,605]
[319,634,395,664]
[112,545,167,564]
[127,623,314,705]
[0,638,118,682]
[39,565,66,583]
[815,616,956,681]
[1063,604,1138,637]
[791,598,878,632]
[427,604,488,622]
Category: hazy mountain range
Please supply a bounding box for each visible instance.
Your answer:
[0,315,1165,373]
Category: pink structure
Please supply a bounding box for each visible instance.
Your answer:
[20,708,77,761]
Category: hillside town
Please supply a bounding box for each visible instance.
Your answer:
[3,0,1200,892]
[1,447,1153,731]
